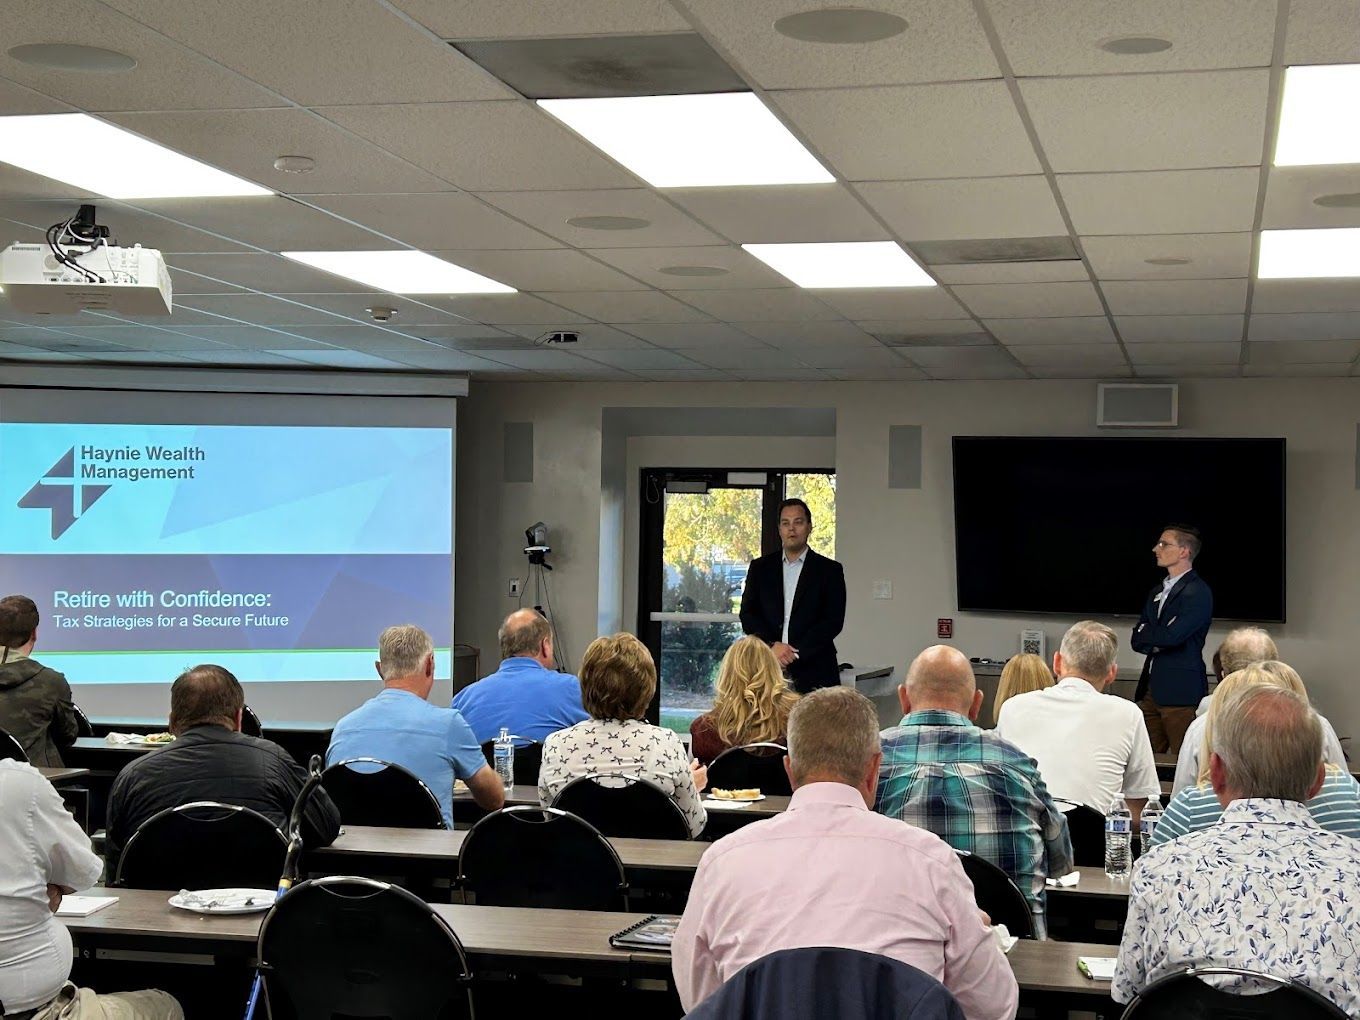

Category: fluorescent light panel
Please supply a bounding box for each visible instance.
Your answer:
[1258,228,1360,279]
[538,92,834,188]
[742,241,935,288]
[282,250,516,294]
[1275,64,1360,166]
[0,113,270,198]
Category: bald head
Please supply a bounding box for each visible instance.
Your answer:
[900,645,981,719]
[499,609,553,667]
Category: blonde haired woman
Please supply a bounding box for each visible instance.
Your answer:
[1151,661,1360,846]
[689,636,800,765]
[991,653,1054,726]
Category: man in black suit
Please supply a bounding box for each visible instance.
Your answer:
[739,498,846,693]
[1131,524,1213,754]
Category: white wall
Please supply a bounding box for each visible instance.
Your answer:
[455,378,1360,747]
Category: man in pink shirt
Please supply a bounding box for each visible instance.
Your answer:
[672,687,1018,1018]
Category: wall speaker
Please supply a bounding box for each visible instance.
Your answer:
[1097,383,1178,428]
[888,425,922,489]
[503,422,533,483]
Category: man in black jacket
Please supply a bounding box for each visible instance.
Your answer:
[739,498,847,693]
[105,664,341,877]
[0,594,79,767]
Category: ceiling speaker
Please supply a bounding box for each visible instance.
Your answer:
[1097,383,1178,428]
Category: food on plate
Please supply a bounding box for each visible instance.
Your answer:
[710,788,760,800]
[142,732,175,744]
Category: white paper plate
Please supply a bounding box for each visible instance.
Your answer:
[169,888,275,914]
[705,793,767,803]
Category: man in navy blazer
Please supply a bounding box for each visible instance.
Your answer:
[739,498,846,693]
[1131,524,1213,753]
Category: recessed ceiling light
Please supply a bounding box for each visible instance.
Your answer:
[742,241,934,288]
[1098,35,1173,55]
[0,113,270,198]
[1314,192,1360,208]
[1275,64,1360,166]
[1258,228,1360,279]
[538,92,834,188]
[281,250,516,294]
[273,155,315,174]
[1144,256,1192,266]
[658,264,729,277]
[774,8,908,44]
[566,215,650,230]
[7,43,137,73]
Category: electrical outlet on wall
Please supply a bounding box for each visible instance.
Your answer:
[508,578,521,597]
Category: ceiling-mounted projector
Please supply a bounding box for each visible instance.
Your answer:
[0,204,172,316]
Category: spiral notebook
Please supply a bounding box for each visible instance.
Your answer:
[610,914,681,951]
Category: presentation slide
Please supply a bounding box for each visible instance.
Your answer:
[0,422,453,684]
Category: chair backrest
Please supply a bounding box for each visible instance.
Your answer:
[707,742,792,796]
[321,758,447,829]
[478,735,543,786]
[1061,803,1106,868]
[258,876,473,1020]
[685,946,965,1020]
[115,801,287,890]
[459,806,628,910]
[954,849,1035,939]
[0,727,28,763]
[1120,966,1352,1020]
[240,704,263,737]
[71,704,94,738]
[551,773,691,840]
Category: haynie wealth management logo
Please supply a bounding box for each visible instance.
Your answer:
[19,443,205,539]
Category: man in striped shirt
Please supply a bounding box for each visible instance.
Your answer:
[875,645,1073,937]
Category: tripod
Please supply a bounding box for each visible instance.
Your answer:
[523,554,567,671]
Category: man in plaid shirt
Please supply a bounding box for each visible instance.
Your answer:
[874,645,1073,937]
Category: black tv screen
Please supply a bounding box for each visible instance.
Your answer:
[952,437,1285,622]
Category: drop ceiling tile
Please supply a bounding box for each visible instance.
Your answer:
[100,0,511,105]
[0,76,72,114]
[1244,361,1353,376]
[790,345,907,369]
[279,293,466,325]
[493,324,654,349]
[739,321,881,347]
[669,346,783,370]
[854,318,990,340]
[279,325,450,352]
[176,294,356,326]
[0,343,81,362]
[430,250,646,291]
[387,0,690,37]
[370,347,509,372]
[825,365,929,381]
[587,247,792,290]
[0,331,121,352]
[1102,279,1248,315]
[667,185,887,243]
[308,194,559,250]
[1283,0,1360,64]
[66,349,197,365]
[320,103,638,191]
[618,323,766,348]
[539,291,712,323]
[1252,280,1360,313]
[1021,70,1269,172]
[423,293,589,324]
[811,288,967,320]
[1248,312,1360,341]
[472,348,601,371]
[0,325,83,343]
[0,0,281,111]
[1262,167,1360,229]
[1007,344,1127,367]
[986,0,1277,75]
[133,197,392,253]
[0,164,90,202]
[168,326,338,350]
[902,345,1026,378]
[855,177,1066,241]
[275,348,412,369]
[984,317,1116,344]
[1028,363,1133,379]
[772,82,1041,181]
[732,368,833,381]
[1135,363,1242,378]
[387,324,514,344]
[1082,233,1254,280]
[43,326,230,351]
[952,281,1104,318]
[676,289,842,322]
[633,369,737,381]
[167,255,372,294]
[174,349,312,367]
[0,199,252,254]
[478,190,726,249]
[1247,339,1360,362]
[1116,314,1245,342]
[1124,341,1242,363]
[1058,169,1261,234]
[933,260,1089,284]
[575,348,703,371]
[683,0,998,88]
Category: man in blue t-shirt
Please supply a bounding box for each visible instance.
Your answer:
[452,609,588,744]
[328,624,504,826]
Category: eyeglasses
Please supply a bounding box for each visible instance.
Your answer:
[1153,541,1181,550]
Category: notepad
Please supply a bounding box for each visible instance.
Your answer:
[1046,871,1080,888]
[1078,956,1118,981]
[56,895,118,917]
[610,914,680,950]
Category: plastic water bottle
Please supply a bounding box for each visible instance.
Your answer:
[1105,796,1132,879]
[1138,796,1163,858]
[493,727,514,790]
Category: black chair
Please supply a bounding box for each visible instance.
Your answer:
[707,742,792,796]
[115,801,287,890]
[459,806,628,910]
[0,727,28,763]
[954,849,1035,939]
[478,735,543,786]
[1061,803,1106,868]
[1120,966,1351,1019]
[321,757,447,829]
[551,773,691,840]
[240,704,263,737]
[258,876,473,1020]
[71,703,94,738]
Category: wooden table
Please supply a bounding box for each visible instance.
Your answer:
[40,766,90,785]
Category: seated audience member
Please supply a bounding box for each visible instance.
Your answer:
[1114,685,1360,1016]
[876,645,1072,937]
[328,624,504,826]
[539,633,708,838]
[0,595,79,767]
[1195,626,1277,718]
[995,621,1160,818]
[451,609,587,745]
[106,664,341,876]
[689,635,799,765]
[991,652,1054,726]
[672,687,1018,1018]
[1154,663,1360,845]
[0,760,183,1019]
